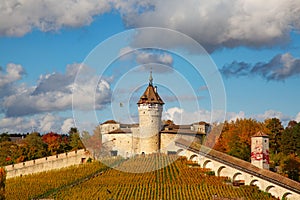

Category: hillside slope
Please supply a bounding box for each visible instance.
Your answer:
[6,154,277,200]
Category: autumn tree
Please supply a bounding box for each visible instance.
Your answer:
[287,120,298,128]
[0,142,19,166]
[214,118,265,161]
[0,133,10,143]
[42,132,66,155]
[20,132,48,160]
[0,167,6,200]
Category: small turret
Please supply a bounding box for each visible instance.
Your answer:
[251,131,269,170]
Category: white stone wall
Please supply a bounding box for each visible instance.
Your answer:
[138,104,162,154]
[160,134,178,154]
[179,148,300,200]
[100,123,120,134]
[4,149,89,179]
[102,133,133,158]
[192,124,206,133]
[131,127,140,155]
[160,134,202,154]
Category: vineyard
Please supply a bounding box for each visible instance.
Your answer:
[5,154,277,200]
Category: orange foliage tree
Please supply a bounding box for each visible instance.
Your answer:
[0,167,6,200]
[214,118,266,161]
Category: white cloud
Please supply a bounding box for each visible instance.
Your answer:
[61,118,75,133]
[0,0,111,36]
[116,0,300,52]
[226,111,246,122]
[39,114,57,133]
[163,107,225,124]
[294,112,300,122]
[118,47,174,73]
[136,51,173,66]
[0,114,61,133]
[0,63,25,87]
[3,0,300,52]
[1,63,111,117]
[253,110,291,122]
[163,107,296,126]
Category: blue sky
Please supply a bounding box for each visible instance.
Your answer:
[0,0,300,133]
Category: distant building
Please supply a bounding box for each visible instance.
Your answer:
[251,131,270,170]
[100,72,210,158]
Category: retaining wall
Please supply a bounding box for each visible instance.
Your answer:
[4,149,90,178]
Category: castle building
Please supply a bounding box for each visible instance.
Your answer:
[100,73,210,158]
[251,131,270,169]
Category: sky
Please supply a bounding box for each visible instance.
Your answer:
[0,0,300,134]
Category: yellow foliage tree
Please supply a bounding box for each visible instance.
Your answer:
[0,167,6,200]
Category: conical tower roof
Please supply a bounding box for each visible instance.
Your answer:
[252,131,268,137]
[137,72,164,105]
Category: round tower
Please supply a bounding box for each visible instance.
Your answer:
[251,131,270,170]
[137,72,164,154]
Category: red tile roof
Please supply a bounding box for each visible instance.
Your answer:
[137,84,164,105]
[101,120,118,125]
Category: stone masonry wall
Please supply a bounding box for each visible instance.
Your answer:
[4,149,90,179]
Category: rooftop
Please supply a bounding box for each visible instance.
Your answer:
[252,131,269,137]
[137,72,164,105]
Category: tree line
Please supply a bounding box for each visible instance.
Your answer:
[0,128,84,167]
[206,118,300,182]
[0,118,299,183]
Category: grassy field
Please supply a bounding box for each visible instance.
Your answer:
[5,154,277,200]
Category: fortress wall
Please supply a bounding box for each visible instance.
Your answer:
[160,134,177,153]
[4,149,89,179]
[102,133,133,158]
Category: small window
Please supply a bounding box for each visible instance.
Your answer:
[265,139,267,143]
[111,150,118,156]
[167,151,177,155]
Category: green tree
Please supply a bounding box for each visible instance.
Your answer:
[264,118,283,154]
[280,122,300,155]
[21,132,48,160]
[68,128,84,150]
[0,133,11,143]
[228,133,251,161]
[279,154,300,182]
